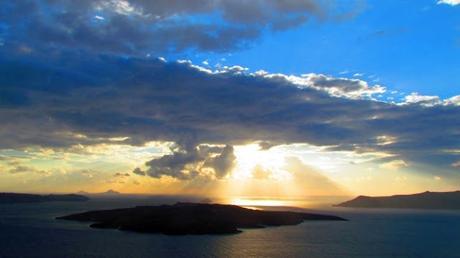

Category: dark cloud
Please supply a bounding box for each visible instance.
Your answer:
[0,48,460,179]
[134,144,236,180]
[299,73,385,98]
[0,0,358,55]
[203,145,236,179]
[8,165,49,175]
[132,168,146,176]
[1,0,458,183]
[114,172,130,178]
[258,141,276,150]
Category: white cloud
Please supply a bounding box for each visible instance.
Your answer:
[265,73,386,99]
[376,135,397,146]
[444,95,460,106]
[452,161,460,168]
[403,92,442,106]
[380,160,409,170]
[8,165,51,176]
[437,0,460,6]
[97,0,144,16]
[398,93,460,107]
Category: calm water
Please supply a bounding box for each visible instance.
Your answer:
[1,197,460,258]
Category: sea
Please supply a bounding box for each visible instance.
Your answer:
[1,196,460,258]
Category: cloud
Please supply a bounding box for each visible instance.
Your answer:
[252,165,272,180]
[259,72,385,99]
[79,169,95,178]
[437,0,460,6]
[452,161,460,168]
[445,95,460,106]
[8,165,50,175]
[1,49,460,179]
[132,168,146,176]
[400,93,460,107]
[203,145,237,179]
[297,73,386,99]
[0,0,358,55]
[114,172,130,178]
[379,160,409,170]
[403,92,442,107]
[134,144,236,180]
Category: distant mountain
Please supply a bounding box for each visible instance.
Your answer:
[336,191,460,210]
[77,191,89,195]
[199,198,213,203]
[0,193,89,204]
[57,202,346,235]
[75,190,121,196]
[99,189,120,195]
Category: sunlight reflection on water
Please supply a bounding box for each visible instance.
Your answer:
[225,196,350,210]
[1,198,460,257]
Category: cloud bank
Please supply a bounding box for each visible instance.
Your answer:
[1,0,460,182]
[1,47,460,180]
[0,0,359,55]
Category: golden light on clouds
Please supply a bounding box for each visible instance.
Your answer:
[376,135,397,146]
[219,144,350,203]
[1,141,458,198]
[231,144,291,181]
[379,159,409,170]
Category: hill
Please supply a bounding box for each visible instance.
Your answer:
[336,191,460,209]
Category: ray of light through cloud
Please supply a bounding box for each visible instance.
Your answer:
[0,0,459,203]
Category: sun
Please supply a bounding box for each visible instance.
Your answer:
[216,143,302,206]
[231,143,291,181]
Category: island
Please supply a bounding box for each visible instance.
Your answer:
[336,190,460,209]
[76,189,121,197]
[0,193,89,204]
[97,189,121,196]
[57,202,346,235]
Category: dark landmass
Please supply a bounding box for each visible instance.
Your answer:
[0,193,89,204]
[77,190,90,195]
[77,189,120,197]
[336,191,460,209]
[100,189,120,195]
[57,202,346,235]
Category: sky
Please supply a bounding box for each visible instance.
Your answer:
[1,0,460,201]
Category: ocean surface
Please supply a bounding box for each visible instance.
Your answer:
[1,197,460,258]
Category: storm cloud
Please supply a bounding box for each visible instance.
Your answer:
[135,144,236,180]
[1,0,460,180]
[1,47,460,180]
[0,0,359,54]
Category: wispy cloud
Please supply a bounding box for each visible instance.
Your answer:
[437,0,460,6]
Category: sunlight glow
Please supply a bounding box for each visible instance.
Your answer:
[232,144,291,181]
[229,198,295,207]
